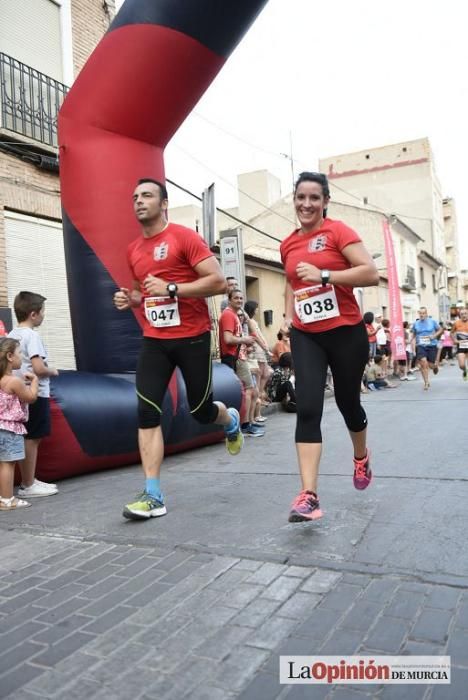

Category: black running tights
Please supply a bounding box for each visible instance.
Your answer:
[290,322,369,443]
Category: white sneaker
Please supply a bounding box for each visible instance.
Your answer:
[18,479,58,498]
[35,478,57,489]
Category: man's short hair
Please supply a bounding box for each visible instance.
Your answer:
[14,291,46,322]
[228,288,243,300]
[137,178,168,201]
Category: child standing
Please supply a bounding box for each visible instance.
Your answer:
[8,292,58,497]
[0,338,39,510]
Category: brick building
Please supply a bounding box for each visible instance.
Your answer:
[0,0,116,366]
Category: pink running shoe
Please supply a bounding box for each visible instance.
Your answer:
[288,490,323,522]
[353,449,372,490]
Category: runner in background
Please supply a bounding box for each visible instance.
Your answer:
[410,307,443,390]
[451,308,468,381]
[439,323,455,365]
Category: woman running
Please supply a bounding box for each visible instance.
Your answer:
[280,171,379,522]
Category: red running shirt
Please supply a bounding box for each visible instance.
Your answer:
[218,307,242,358]
[127,223,213,339]
[280,218,363,333]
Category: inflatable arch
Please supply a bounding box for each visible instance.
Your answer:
[36,0,268,481]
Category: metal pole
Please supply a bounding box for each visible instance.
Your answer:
[289,130,295,192]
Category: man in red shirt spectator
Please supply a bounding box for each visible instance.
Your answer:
[219,289,264,436]
[113,179,244,521]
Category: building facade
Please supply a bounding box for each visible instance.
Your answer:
[319,138,455,320]
[0,0,116,366]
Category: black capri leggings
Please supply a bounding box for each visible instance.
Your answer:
[136,332,219,429]
[290,322,369,443]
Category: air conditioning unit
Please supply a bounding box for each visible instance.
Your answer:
[403,277,416,290]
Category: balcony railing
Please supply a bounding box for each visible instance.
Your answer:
[0,52,68,148]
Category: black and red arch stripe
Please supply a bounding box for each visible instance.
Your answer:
[42,0,265,478]
[58,0,268,373]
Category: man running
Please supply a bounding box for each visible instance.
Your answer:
[113,178,243,521]
[451,307,468,381]
[411,307,443,390]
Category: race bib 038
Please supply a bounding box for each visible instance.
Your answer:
[294,284,340,324]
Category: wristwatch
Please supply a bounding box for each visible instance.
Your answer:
[167,282,178,299]
[320,269,330,286]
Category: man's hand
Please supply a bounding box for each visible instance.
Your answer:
[296,261,321,284]
[143,275,168,297]
[114,288,131,311]
[242,336,255,346]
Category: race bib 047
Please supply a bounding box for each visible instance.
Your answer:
[144,296,181,328]
[294,284,340,324]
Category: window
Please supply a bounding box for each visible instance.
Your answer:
[420,267,426,288]
[432,274,437,293]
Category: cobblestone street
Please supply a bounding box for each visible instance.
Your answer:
[0,365,466,699]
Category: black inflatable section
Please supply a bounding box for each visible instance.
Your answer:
[62,210,142,374]
[110,0,267,58]
[37,362,242,480]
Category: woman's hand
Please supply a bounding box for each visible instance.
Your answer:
[296,261,321,284]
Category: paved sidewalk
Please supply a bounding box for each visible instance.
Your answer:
[0,364,466,699]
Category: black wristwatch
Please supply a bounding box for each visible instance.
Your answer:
[320,269,330,286]
[167,282,178,299]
